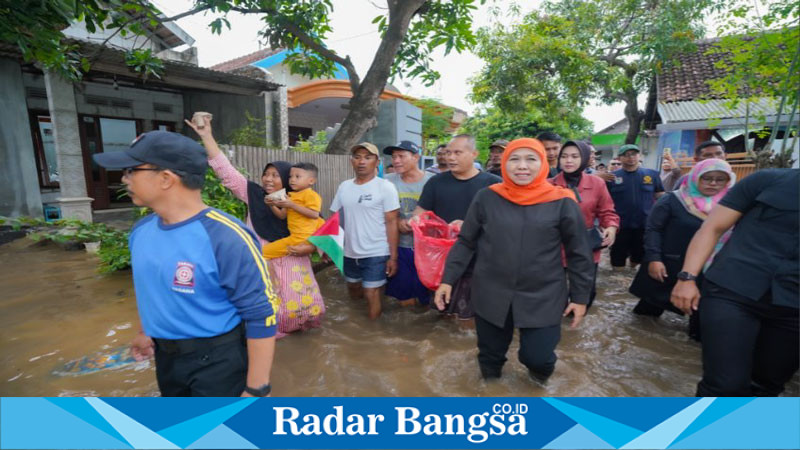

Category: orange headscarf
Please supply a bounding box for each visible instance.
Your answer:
[489,138,577,205]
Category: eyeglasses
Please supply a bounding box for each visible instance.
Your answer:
[610,162,622,166]
[699,175,729,185]
[122,167,162,176]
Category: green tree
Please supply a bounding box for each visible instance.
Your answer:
[1,0,483,155]
[704,0,799,167]
[293,130,329,154]
[470,0,710,145]
[0,0,166,80]
[459,106,593,163]
[227,111,269,147]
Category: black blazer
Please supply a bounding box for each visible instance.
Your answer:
[629,193,703,309]
[441,189,594,328]
[705,169,799,308]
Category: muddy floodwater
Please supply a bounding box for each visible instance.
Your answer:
[1,237,797,397]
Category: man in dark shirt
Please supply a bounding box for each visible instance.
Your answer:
[412,134,501,320]
[537,132,562,178]
[486,139,508,176]
[607,144,664,269]
[426,144,449,174]
[413,134,501,225]
[672,168,799,396]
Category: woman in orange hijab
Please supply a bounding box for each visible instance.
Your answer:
[434,138,594,382]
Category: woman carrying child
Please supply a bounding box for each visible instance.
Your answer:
[186,118,325,338]
[261,163,325,260]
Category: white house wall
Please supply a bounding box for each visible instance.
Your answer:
[22,72,184,125]
[0,59,44,218]
[269,65,318,89]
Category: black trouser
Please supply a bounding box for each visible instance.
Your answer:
[696,285,799,397]
[154,324,248,397]
[475,310,561,381]
[610,228,645,267]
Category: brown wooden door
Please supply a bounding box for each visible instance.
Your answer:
[79,116,142,210]
[79,115,110,209]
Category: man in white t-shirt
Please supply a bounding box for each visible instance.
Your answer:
[330,142,400,319]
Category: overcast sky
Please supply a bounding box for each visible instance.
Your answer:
[154,0,632,132]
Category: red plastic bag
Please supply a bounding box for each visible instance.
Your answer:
[411,211,462,290]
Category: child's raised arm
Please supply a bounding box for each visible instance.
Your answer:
[265,199,288,219]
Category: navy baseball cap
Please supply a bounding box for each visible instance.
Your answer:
[383,140,421,155]
[92,130,208,175]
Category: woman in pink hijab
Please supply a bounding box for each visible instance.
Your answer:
[629,158,736,340]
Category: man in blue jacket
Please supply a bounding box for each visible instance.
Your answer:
[607,144,665,269]
[94,131,277,397]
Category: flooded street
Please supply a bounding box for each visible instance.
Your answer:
[1,237,797,397]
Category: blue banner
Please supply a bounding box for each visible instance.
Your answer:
[1,397,798,449]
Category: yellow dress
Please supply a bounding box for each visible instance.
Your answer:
[262,188,325,259]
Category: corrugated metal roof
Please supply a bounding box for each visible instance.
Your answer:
[658,98,779,123]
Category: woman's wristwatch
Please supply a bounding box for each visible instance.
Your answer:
[677,271,698,282]
[244,384,272,397]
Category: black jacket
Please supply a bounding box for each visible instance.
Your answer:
[642,193,703,265]
[705,169,799,308]
[441,189,594,328]
[629,193,703,309]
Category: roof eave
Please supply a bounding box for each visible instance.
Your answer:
[657,98,790,129]
[0,40,282,95]
[158,20,195,48]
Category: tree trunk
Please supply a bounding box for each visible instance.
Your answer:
[764,43,799,156]
[642,77,659,130]
[623,90,642,145]
[325,0,426,154]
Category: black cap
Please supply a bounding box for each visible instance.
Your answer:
[383,140,421,155]
[92,131,208,175]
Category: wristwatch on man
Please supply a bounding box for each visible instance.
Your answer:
[244,383,272,397]
[677,271,698,282]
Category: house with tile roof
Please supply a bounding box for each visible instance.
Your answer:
[0,19,282,220]
[651,37,797,166]
[591,35,797,173]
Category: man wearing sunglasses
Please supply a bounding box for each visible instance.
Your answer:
[93,130,277,397]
